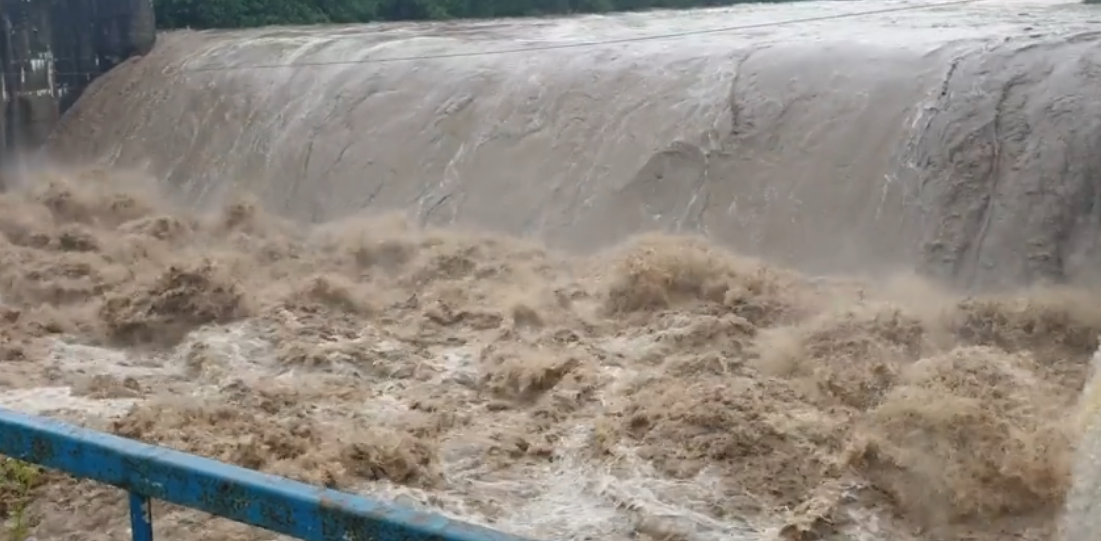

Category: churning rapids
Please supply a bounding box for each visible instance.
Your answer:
[3,0,1101,540]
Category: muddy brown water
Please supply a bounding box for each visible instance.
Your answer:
[45,0,1101,291]
[2,1,1101,541]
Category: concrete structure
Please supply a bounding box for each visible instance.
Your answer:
[0,0,154,162]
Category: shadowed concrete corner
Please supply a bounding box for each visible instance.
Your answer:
[0,0,155,175]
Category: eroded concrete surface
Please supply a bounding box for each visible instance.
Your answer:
[0,0,154,157]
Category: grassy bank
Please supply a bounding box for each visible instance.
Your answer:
[0,459,40,541]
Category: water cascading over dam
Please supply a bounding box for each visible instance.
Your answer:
[42,0,1101,291]
[7,2,1101,541]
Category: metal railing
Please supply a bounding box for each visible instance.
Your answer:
[0,406,541,541]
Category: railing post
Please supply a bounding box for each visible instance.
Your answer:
[0,406,545,541]
[128,491,154,541]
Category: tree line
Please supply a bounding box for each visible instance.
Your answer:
[154,0,799,29]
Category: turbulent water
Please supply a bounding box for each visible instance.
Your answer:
[46,0,1101,289]
[2,0,1101,540]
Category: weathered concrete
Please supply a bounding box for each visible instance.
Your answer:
[0,0,154,163]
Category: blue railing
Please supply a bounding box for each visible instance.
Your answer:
[0,406,543,541]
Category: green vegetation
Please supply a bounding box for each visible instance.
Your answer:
[0,458,41,541]
[154,0,801,29]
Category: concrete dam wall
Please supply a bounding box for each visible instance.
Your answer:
[0,0,154,161]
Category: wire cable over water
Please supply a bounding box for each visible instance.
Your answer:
[20,1,1101,540]
[182,0,988,71]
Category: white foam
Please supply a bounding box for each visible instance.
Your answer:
[0,386,138,419]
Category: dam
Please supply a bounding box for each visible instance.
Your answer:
[0,0,154,157]
[36,0,1101,291]
[1,1,1101,541]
